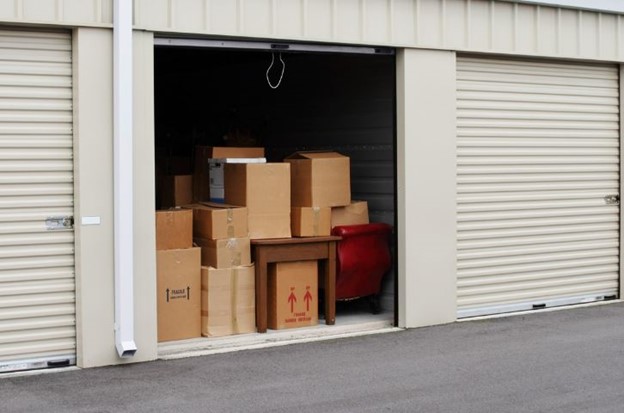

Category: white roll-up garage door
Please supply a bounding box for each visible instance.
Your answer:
[0,28,75,372]
[457,56,620,318]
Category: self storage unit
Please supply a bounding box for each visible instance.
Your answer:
[0,0,622,371]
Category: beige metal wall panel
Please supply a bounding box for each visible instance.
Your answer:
[0,28,75,371]
[73,28,157,368]
[135,0,624,62]
[0,0,112,26]
[397,48,457,328]
[457,56,620,318]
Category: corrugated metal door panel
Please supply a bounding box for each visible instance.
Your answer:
[0,28,75,371]
[457,56,620,318]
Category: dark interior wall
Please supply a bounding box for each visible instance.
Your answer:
[154,47,395,224]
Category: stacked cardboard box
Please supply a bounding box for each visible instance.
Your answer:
[330,200,370,228]
[286,151,352,236]
[193,146,265,203]
[186,202,256,337]
[155,209,201,342]
[224,163,291,239]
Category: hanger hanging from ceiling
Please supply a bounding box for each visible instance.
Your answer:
[266,52,285,89]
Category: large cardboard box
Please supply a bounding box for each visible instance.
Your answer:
[201,265,256,337]
[157,247,201,342]
[194,237,251,269]
[156,209,193,250]
[291,206,331,237]
[184,202,248,239]
[208,158,266,203]
[161,175,193,208]
[193,146,265,202]
[285,151,351,208]
[330,200,370,228]
[224,163,291,239]
[268,260,318,330]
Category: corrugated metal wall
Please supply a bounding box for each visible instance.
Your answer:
[457,56,620,317]
[136,0,624,63]
[0,0,112,26]
[0,28,75,370]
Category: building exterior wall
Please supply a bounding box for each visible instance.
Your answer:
[0,0,112,27]
[397,48,457,328]
[135,0,624,63]
[0,0,622,367]
[73,27,157,368]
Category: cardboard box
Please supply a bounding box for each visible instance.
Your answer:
[285,151,351,208]
[201,265,256,337]
[156,209,193,250]
[157,247,201,342]
[268,260,318,330]
[194,237,251,269]
[184,202,248,239]
[161,175,193,208]
[331,201,370,228]
[208,158,266,203]
[225,163,291,239]
[291,206,331,237]
[193,146,265,202]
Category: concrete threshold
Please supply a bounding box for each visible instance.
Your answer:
[158,319,401,360]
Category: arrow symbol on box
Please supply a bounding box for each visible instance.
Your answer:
[187,286,190,300]
[288,291,297,313]
[166,288,170,302]
[304,290,313,311]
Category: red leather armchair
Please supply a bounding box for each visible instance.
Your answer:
[331,223,393,313]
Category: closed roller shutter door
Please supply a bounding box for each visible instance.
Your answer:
[457,56,620,318]
[0,28,75,372]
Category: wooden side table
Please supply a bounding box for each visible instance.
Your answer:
[251,236,341,333]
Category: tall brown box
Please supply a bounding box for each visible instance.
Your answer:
[330,201,370,228]
[156,209,193,250]
[184,202,248,239]
[194,237,251,269]
[161,175,193,208]
[224,163,291,239]
[291,206,331,237]
[268,260,318,330]
[285,151,351,208]
[193,146,265,202]
[157,247,201,342]
[201,265,256,337]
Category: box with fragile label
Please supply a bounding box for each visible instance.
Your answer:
[194,237,251,269]
[156,209,193,250]
[330,201,369,228]
[285,151,350,208]
[291,207,331,237]
[184,202,248,239]
[157,247,201,342]
[161,175,193,208]
[268,260,318,330]
[201,265,256,337]
[225,163,291,239]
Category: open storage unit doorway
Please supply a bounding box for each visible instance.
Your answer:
[154,38,397,352]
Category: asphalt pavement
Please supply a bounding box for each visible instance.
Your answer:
[2,302,624,412]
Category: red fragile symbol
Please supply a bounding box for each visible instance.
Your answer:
[303,289,313,311]
[288,291,297,313]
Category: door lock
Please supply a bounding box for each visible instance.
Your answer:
[604,194,620,205]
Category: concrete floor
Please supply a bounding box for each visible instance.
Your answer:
[2,302,624,412]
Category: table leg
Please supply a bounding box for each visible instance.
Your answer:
[255,249,268,333]
[324,241,336,325]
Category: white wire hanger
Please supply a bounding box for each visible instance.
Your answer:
[266,52,285,89]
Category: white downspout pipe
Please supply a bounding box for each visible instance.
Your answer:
[113,0,137,358]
